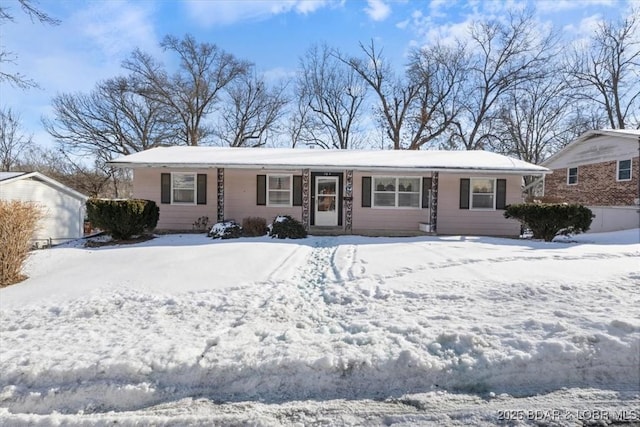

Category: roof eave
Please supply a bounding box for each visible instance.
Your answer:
[108,161,549,175]
[0,172,89,201]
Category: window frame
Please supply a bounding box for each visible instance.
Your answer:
[267,174,293,207]
[567,167,578,185]
[469,177,496,210]
[171,172,197,205]
[617,159,632,182]
[371,176,422,209]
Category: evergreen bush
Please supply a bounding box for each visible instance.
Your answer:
[504,203,593,242]
[86,199,159,240]
[209,221,242,239]
[269,215,307,239]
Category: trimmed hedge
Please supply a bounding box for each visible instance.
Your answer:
[269,215,307,239]
[504,203,594,242]
[86,199,159,240]
[242,217,268,237]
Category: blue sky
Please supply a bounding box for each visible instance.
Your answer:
[0,0,633,150]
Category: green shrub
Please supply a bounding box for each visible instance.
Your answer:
[0,200,43,287]
[504,203,594,242]
[209,221,242,239]
[242,217,268,237]
[269,215,307,239]
[86,198,159,240]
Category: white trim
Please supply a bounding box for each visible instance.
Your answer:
[469,177,496,210]
[170,172,197,205]
[314,175,339,226]
[567,167,578,185]
[616,159,632,182]
[371,176,422,210]
[266,174,293,207]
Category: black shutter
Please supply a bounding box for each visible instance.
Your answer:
[422,177,432,208]
[362,176,372,207]
[293,175,302,206]
[459,178,470,209]
[257,175,266,205]
[197,174,207,205]
[496,179,507,210]
[161,173,171,204]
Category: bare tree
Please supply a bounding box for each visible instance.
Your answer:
[491,76,571,165]
[342,40,464,150]
[214,70,289,147]
[0,107,32,171]
[286,95,314,148]
[0,0,59,89]
[565,9,640,129]
[450,9,559,150]
[17,145,129,198]
[124,34,250,146]
[296,44,367,149]
[43,76,178,157]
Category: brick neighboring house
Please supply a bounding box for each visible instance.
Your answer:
[542,129,640,233]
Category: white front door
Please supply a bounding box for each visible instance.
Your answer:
[315,176,339,226]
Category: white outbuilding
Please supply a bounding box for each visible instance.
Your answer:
[0,172,89,246]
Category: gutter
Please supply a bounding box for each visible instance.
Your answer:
[107,162,550,175]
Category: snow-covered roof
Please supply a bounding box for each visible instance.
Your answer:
[0,171,88,201]
[0,171,27,181]
[109,147,549,174]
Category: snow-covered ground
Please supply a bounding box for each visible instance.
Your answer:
[1,229,639,426]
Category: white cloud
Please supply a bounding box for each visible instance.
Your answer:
[364,0,391,21]
[538,0,616,13]
[74,2,159,59]
[0,1,163,150]
[183,0,334,27]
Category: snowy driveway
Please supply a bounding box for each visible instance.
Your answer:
[1,231,639,425]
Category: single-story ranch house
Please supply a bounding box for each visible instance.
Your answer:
[109,147,549,236]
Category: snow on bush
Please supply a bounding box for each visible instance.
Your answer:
[269,215,307,239]
[208,221,242,239]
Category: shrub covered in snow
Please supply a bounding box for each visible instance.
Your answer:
[242,217,268,237]
[269,215,307,239]
[504,203,593,242]
[209,221,242,239]
[86,199,159,240]
[0,200,43,287]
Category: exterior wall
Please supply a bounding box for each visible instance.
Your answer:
[351,171,431,233]
[1,179,85,242]
[436,173,523,236]
[224,168,303,224]
[544,157,639,206]
[133,168,527,236]
[134,168,217,230]
[587,206,640,233]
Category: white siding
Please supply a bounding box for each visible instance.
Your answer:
[587,206,640,233]
[1,179,86,242]
[544,135,639,169]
